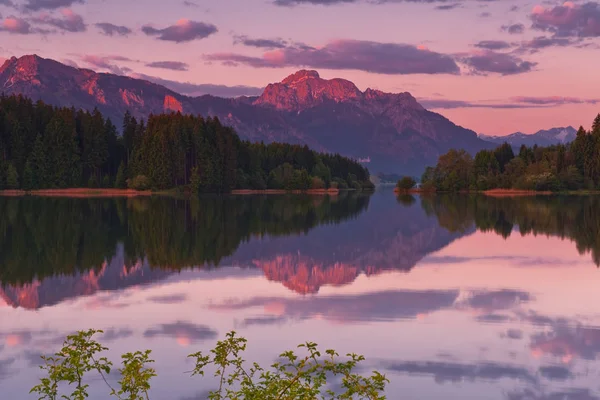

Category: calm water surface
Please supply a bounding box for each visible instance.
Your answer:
[1,192,600,399]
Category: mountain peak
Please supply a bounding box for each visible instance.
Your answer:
[254,70,363,111]
[282,70,320,85]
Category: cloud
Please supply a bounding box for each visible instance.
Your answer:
[95,22,131,36]
[479,11,491,18]
[474,40,514,50]
[205,39,460,75]
[82,55,131,75]
[508,388,600,400]
[461,50,536,75]
[182,0,198,6]
[501,329,524,340]
[420,95,600,110]
[142,19,217,43]
[0,0,14,6]
[273,0,511,5]
[131,72,264,97]
[274,0,355,5]
[475,313,514,323]
[145,61,189,71]
[511,96,600,105]
[143,321,217,345]
[23,0,83,11]
[147,293,189,303]
[210,290,459,323]
[233,34,288,49]
[461,289,532,312]
[0,16,32,34]
[538,365,573,381]
[531,2,600,37]
[0,357,16,381]
[501,23,525,34]
[516,36,578,53]
[386,360,538,384]
[530,324,600,361]
[435,3,461,10]
[238,315,287,328]
[61,58,78,67]
[32,8,86,32]
[100,328,134,342]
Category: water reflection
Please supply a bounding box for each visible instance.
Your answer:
[1,192,600,399]
[421,194,600,265]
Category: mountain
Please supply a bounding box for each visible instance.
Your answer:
[480,126,577,148]
[0,54,493,174]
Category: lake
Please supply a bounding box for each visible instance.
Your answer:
[1,191,600,399]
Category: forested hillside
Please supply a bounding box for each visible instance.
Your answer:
[0,95,372,192]
[421,115,600,192]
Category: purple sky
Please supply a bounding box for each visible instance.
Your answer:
[1,0,599,134]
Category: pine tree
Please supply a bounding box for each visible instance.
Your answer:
[22,160,35,190]
[6,163,19,189]
[114,162,127,189]
[190,166,201,194]
[28,135,48,189]
[593,114,600,135]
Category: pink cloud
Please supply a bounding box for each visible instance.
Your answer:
[32,8,86,32]
[142,19,217,43]
[205,39,460,75]
[531,1,600,37]
[1,17,32,34]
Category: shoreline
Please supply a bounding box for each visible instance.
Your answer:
[393,188,434,194]
[231,188,341,195]
[482,189,553,197]
[0,187,346,198]
[0,188,153,198]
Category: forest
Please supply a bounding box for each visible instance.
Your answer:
[421,114,600,192]
[0,94,373,192]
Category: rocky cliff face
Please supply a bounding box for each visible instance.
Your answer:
[1,55,493,174]
[0,55,192,124]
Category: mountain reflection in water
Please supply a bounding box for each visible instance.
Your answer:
[1,192,600,400]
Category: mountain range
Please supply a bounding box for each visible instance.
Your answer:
[1,54,493,174]
[480,126,577,148]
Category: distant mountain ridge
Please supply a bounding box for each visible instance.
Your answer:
[480,126,577,148]
[0,54,494,174]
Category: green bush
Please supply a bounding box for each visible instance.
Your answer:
[311,176,326,190]
[31,330,388,400]
[128,175,151,191]
[396,176,416,191]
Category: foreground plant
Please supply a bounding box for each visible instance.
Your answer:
[31,329,387,400]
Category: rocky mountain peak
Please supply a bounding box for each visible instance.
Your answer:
[281,69,321,85]
[254,69,363,111]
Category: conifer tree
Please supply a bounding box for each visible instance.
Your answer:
[22,160,35,191]
[114,162,127,189]
[6,163,19,189]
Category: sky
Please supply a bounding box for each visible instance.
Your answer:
[0,0,599,135]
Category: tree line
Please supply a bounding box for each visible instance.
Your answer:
[0,94,373,192]
[420,114,600,192]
